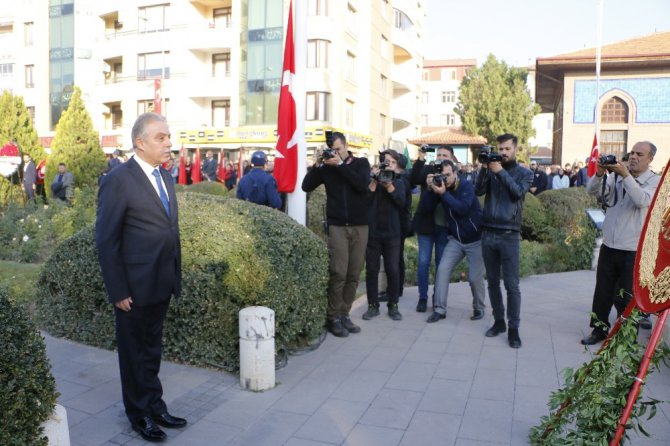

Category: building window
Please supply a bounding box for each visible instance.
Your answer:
[27,106,35,124]
[346,3,357,36]
[422,69,429,81]
[212,99,230,127]
[345,99,354,127]
[442,91,456,103]
[212,52,231,77]
[379,113,386,135]
[382,0,389,19]
[441,68,456,80]
[0,63,13,77]
[308,0,328,16]
[421,92,429,103]
[213,7,232,27]
[307,39,329,69]
[24,22,33,46]
[393,8,412,30]
[111,105,123,129]
[380,74,387,97]
[440,114,455,126]
[601,96,628,123]
[306,91,329,121]
[381,34,388,59]
[600,130,627,160]
[138,98,169,116]
[420,114,428,126]
[25,65,34,88]
[138,4,168,33]
[137,51,170,80]
[345,52,356,81]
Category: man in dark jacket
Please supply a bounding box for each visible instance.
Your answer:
[361,150,407,322]
[475,134,533,348]
[419,160,486,323]
[529,161,548,195]
[236,151,282,209]
[302,132,370,338]
[409,145,454,312]
[201,150,218,182]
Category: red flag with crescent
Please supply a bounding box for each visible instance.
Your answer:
[587,133,599,178]
[273,0,298,193]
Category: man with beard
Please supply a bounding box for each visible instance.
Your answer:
[475,134,533,348]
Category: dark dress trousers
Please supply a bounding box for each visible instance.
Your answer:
[96,157,181,423]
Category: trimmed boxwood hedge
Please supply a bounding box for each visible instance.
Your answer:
[0,287,58,446]
[35,192,328,370]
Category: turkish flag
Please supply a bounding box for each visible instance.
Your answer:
[587,133,599,177]
[237,148,245,180]
[178,145,187,185]
[154,79,162,115]
[191,147,202,183]
[217,151,225,182]
[273,0,298,193]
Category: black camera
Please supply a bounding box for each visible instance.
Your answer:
[432,174,447,187]
[599,154,617,165]
[419,144,435,153]
[478,145,502,163]
[325,130,334,149]
[322,148,336,160]
[372,160,396,183]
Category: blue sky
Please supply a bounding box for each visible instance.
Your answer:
[423,0,670,67]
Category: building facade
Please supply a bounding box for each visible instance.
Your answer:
[536,32,670,172]
[0,0,424,163]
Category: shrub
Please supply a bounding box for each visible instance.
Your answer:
[306,185,328,242]
[175,181,230,197]
[0,287,58,446]
[36,192,329,370]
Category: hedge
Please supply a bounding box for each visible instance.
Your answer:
[0,287,58,446]
[36,192,328,370]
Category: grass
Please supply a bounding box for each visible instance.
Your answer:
[0,260,41,305]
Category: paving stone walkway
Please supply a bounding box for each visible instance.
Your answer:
[44,270,670,445]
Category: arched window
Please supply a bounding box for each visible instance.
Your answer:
[600,96,628,123]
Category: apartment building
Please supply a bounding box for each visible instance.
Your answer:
[0,0,424,163]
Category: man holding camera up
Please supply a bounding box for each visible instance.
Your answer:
[362,150,407,321]
[419,160,486,323]
[410,145,455,312]
[302,132,371,337]
[580,141,659,345]
[475,134,533,348]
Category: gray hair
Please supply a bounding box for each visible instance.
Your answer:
[131,112,167,148]
[639,141,657,157]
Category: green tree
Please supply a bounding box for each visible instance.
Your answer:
[455,54,540,149]
[0,91,44,206]
[47,86,106,190]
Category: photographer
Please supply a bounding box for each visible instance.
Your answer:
[580,141,660,345]
[302,132,370,338]
[362,150,407,321]
[409,145,454,312]
[418,160,486,323]
[475,134,533,348]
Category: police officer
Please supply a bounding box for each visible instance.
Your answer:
[236,151,282,209]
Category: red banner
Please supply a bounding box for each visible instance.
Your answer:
[587,133,599,177]
[178,145,187,185]
[191,147,202,183]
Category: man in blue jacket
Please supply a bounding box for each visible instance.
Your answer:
[236,151,282,209]
[419,160,486,323]
[475,134,533,348]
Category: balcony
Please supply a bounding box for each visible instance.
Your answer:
[170,73,236,99]
[390,63,418,95]
[172,22,237,52]
[391,26,419,63]
[390,93,417,129]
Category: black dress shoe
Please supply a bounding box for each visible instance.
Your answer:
[132,416,167,442]
[485,320,506,337]
[327,318,349,337]
[152,412,187,429]
[639,314,652,330]
[508,328,522,349]
[581,330,607,346]
[341,316,361,333]
[470,309,484,320]
[426,311,446,323]
[416,299,428,313]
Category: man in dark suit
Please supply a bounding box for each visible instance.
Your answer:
[22,153,36,205]
[96,112,186,443]
[201,150,218,181]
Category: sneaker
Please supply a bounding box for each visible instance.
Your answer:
[485,320,507,337]
[341,316,361,333]
[416,299,428,313]
[327,318,349,337]
[388,304,402,321]
[508,328,522,348]
[377,291,389,302]
[639,314,652,330]
[362,304,380,320]
[426,311,446,323]
[470,309,484,320]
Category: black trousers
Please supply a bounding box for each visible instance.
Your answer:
[590,244,635,332]
[366,237,401,305]
[114,300,170,423]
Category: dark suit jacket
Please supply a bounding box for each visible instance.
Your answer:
[96,157,181,306]
[23,161,36,188]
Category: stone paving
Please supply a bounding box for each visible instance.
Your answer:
[44,270,670,445]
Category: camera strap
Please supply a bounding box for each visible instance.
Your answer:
[600,172,619,210]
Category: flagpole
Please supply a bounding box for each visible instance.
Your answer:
[286,0,306,225]
[595,0,603,139]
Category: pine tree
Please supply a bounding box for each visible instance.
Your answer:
[455,54,541,150]
[47,86,107,189]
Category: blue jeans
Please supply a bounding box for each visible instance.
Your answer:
[481,230,521,329]
[434,237,486,315]
[417,226,449,300]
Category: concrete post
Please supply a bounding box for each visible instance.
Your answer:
[43,404,70,446]
[239,306,275,391]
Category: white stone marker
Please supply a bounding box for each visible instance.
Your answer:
[239,306,276,391]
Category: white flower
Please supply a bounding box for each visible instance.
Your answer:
[12,237,16,241]
[19,218,24,223]
[38,225,42,229]
[22,235,29,242]
[34,218,39,223]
